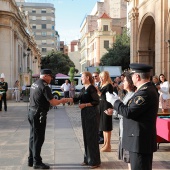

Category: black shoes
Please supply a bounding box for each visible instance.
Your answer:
[28,162,33,167]
[33,163,50,169]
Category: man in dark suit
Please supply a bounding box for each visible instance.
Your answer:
[106,63,159,170]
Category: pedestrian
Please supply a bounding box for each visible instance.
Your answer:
[67,71,101,169]
[61,79,70,105]
[69,81,75,105]
[157,74,170,113]
[106,63,159,170]
[13,80,21,102]
[92,71,104,145]
[98,71,113,152]
[0,73,8,111]
[105,72,136,170]
[28,69,66,169]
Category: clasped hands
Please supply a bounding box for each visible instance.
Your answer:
[61,98,73,104]
[104,92,119,116]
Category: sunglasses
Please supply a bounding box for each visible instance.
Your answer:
[92,75,98,78]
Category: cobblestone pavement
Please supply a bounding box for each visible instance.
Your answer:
[0,101,170,170]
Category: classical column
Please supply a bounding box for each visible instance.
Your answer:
[129,7,139,63]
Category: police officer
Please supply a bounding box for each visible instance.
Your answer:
[0,73,8,111]
[106,63,159,170]
[28,69,66,169]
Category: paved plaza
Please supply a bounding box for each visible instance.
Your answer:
[0,101,170,170]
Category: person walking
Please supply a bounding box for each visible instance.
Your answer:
[0,73,8,111]
[106,63,159,170]
[14,80,21,102]
[28,69,66,169]
[98,71,113,152]
[67,71,101,169]
[92,71,104,144]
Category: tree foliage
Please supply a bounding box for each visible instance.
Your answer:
[100,28,130,71]
[41,51,77,75]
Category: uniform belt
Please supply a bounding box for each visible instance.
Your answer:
[29,106,48,112]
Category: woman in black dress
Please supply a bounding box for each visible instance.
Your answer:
[67,71,101,169]
[98,71,113,152]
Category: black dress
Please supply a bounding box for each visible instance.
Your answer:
[73,85,101,166]
[99,83,114,131]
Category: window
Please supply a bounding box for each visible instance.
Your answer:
[51,17,54,21]
[42,32,47,36]
[104,40,109,48]
[41,17,46,20]
[103,25,108,31]
[51,33,54,37]
[42,24,46,29]
[32,9,36,13]
[51,9,54,14]
[52,25,55,30]
[42,48,47,52]
[32,25,36,29]
[32,16,36,20]
[42,40,47,45]
[51,41,54,45]
[41,9,46,13]
[33,32,36,36]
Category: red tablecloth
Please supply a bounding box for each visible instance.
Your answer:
[156,117,170,142]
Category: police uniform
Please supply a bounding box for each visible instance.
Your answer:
[0,78,8,111]
[28,69,53,169]
[113,63,159,170]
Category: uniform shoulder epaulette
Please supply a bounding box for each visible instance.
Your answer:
[140,87,147,91]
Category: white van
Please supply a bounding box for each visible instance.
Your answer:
[50,76,83,99]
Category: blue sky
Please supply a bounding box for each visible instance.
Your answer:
[26,0,100,44]
[54,0,99,44]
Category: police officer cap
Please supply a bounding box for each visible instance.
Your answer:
[129,63,153,74]
[40,69,52,75]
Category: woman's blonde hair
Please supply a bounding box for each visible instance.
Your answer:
[82,71,94,85]
[99,71,112,86]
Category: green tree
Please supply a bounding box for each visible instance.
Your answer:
[69,67,75,82]
[41,51,77,75]
[100,28,130,71]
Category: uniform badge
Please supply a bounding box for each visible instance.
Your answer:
[128,99,133,106]
[134,96,145,105]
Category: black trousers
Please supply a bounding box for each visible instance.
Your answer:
[129,151,153,170]
[0,93,7,111]
[64,91,69,98]
[28,109,47,165]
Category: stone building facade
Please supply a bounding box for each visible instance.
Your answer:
[127,0,170,79]
[80,0,127,72]
[16,2,58,57]
[0,0,41,91]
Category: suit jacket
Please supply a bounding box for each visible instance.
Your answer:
[114,82,158,154]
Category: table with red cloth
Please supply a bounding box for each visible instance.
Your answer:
[156,116,170,148]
